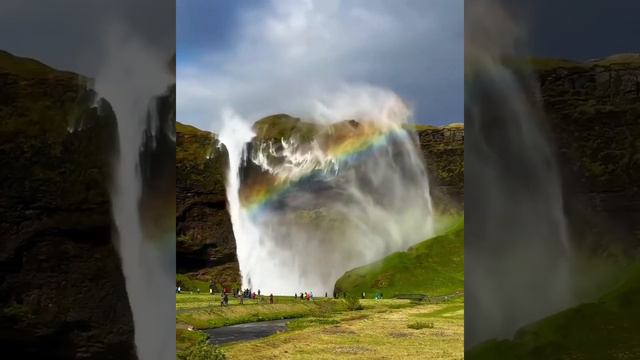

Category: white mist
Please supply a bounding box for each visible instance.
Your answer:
[220,86,434,295]
[95,25,174,360]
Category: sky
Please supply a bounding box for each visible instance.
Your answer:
[177,0,464,130]
[0,0,175,77]
[503,0,640,60]
[1,1,636,129]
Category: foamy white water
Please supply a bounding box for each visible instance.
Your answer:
[95,25,174,360]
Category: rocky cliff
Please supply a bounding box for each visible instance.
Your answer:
[176,123,240,288]
[0,51,135,358]
[416,124,465,213]
[175,116,464,287]
[534,54,640,253]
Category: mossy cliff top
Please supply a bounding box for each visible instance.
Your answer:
[176,122,228,199]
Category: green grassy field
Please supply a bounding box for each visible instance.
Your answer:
[177,294,463,359]
[467,265,640,359]
[334,217,464,298]
[177,295,349,330]
[223,300,463,359]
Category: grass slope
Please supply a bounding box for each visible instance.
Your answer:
[467,265,640,359]
[334,218,464,298]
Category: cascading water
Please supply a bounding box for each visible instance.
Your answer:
[95,26,174,360]
[219,87,434,295]
[465,0,573,347]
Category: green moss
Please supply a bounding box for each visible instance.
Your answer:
[467,265,640,359]
[177,274,212,293]
[287,317,341,331]
[2,304,33,319]
[252,114,321,142]
[334,217,464,298]
[407,321,434,330]
[0,49,79,78]
[177,336,226,360]
[176,328,209,352]
[176,121,227,195]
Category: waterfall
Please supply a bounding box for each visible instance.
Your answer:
[465,0,573,347]
[95,26,174,360]
[219,87,434,295]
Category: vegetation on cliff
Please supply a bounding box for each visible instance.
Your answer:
[176,121,241,288]
[334,217,464,298]
[467,265,640,359]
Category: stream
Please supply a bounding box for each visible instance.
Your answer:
[205,319,291,345]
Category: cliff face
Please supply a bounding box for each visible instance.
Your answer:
[535,55,640,252]
[416,125,465,213]
[0,51,135,357]
[175,123,240,288]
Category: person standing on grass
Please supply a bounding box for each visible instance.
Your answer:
[269,294,274,304]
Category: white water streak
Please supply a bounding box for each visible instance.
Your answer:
[95,24,174,360]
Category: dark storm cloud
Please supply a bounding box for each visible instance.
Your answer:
[0,0,175,77]
[501,0,640,60]
[178,0,464,130]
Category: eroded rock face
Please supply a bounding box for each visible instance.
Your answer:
[536,56,640,252]
[175,123,240,288]
[0,51,135,358]
[416,125,465,213]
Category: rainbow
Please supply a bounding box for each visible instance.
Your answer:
[241,124,414,219]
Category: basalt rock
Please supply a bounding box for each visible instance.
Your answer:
[416,124,465,213]
[534,55,640,253]
[0,50,135,358]
[175,123,240,288]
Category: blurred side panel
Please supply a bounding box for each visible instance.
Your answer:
[465,0,640,358]
[0,1,175,359]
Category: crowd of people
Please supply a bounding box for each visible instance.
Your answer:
[177,281,385,307]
